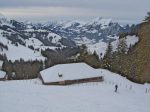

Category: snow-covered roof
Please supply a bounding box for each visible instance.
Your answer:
[0,70,6,78]
[40,63,101,83]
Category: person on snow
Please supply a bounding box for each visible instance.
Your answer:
[115,84,118,92]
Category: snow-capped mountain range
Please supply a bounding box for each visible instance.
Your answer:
[0,14,137,61]
[42,17,135,45]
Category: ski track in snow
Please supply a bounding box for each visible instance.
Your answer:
[0,68,150,112]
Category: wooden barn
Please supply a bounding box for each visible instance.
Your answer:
[0,70,6,81]
[40,63,104,85]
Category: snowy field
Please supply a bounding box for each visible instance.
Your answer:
[0,68,150,112]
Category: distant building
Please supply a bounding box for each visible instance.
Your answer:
[40,63,103,85]
[0,70,6,81]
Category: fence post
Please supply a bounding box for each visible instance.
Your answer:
[145,88,148,93]
[112,82,114,85]
[129,85,132,90]
[96,82,98,85]
[109,81,111,85]
[119,83,121,86]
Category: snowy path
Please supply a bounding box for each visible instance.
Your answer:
[0,77,150,112]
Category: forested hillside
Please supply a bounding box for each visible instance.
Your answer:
[102,14,150,83]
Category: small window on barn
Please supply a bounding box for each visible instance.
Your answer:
[58,73,63,78]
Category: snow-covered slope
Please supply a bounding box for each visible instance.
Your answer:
[85,35,139,58]
[0,30,45,62]
[0,64,150,112]
[47,32,62,44]
[24,31,75,50]
[4,44,45,62]
[25,36,59,50]
[0,15,77,61]
[111,35,139,52]
[25,37,43,48]
[87,40,108,57]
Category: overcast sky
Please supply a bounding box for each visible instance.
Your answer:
[0,0,150,24]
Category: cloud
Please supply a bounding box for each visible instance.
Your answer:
[0,0,150,24]
[0,7,93,19]
[0,0,149,10]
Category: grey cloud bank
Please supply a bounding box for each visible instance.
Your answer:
[0,0,150,24]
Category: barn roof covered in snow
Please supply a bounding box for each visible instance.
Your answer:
[40,63,101,83]
[0,70,6,78]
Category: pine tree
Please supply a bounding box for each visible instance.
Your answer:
[117,38,128,54]
[115,38,128,71]
[103,42,113,69]
[145,12,150,21]
[80,44,88,56]
[93,51,99,61]
[105,42,113,58]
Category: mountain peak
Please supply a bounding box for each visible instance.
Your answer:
[0,13,8,22]
[93,17,103,21]
[86,17,113,27]
[0,13,11,26]
[0,13,6,19]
